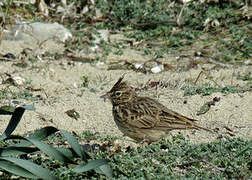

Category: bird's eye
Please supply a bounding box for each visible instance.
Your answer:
[115,91,122,97]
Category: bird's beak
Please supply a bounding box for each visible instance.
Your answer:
[100,92,110,102]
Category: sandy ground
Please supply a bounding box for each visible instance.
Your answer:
[0,39,252,145]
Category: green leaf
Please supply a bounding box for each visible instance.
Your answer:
[14,126,58,147]
[0,107,25,141]
[22,105,36,111]
[196,102,211,115]
[0,105,15,115]
[28,126,59,140]
[55,147,79,159]
[0,160,37,179]
[3,135,73,163]
[27,138,73,163]
[0,146,39,157]
[60,130,90,161]
[0,157,56,180]
[72,159,108,173]
[96,164,113,178]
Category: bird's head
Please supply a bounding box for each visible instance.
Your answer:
[101,74,136,105]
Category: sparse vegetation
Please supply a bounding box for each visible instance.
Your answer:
[0,0,251,179]
[0,107,112,179]
[82,75,89,88]
[182,85,252,96]
[0,85,39,101]
[237,72,252,81]
[1,107,252,179]
[95,0,251,62]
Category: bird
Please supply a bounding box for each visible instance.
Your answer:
[101,74,213,143]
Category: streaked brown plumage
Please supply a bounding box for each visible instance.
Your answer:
[101,75,213,142]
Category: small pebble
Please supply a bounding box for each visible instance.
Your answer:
[134,63,143,69]
[13,76,26,86]
[151,65,164,73]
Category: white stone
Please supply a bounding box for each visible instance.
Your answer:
[13,76,26,86]
[3,22,72,42]
[73,82,78,88]
[151,65,164,73]
[134,63,143,69]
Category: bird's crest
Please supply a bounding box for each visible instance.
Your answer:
[109,74,129,92]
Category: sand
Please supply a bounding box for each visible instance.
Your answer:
[0,39,251,145]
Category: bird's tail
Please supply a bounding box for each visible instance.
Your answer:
[193,123,214,133]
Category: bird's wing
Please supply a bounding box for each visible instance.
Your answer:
[119,97,161,129]
[122,97,209,132]
[158,104,212,132]
[156,108,198,130]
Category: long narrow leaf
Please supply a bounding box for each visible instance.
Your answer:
[96,164,113,178]
[0,105,15,115]
[14,126,58,147]
[3,135,31,148]
[27,138,73,163]
[60,130,90,161]
[0,107,25,141]
[22,105,35,111]
[0,160,37,179]
[3,135,73,163]
[0,157,56,180]
[28,126,58,140]
[56,147,79,159]
[72,159,108,173]
[0,146,39,157]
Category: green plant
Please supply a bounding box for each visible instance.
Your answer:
[0,106,112,179]
[1,0,13,23]
[82,75,89,88]
[0,86,39,101]
[98,135,252,179]
[94,0,250,62]
[237,72,252,81]
[182,85,252,96]
[28,57,38,63]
